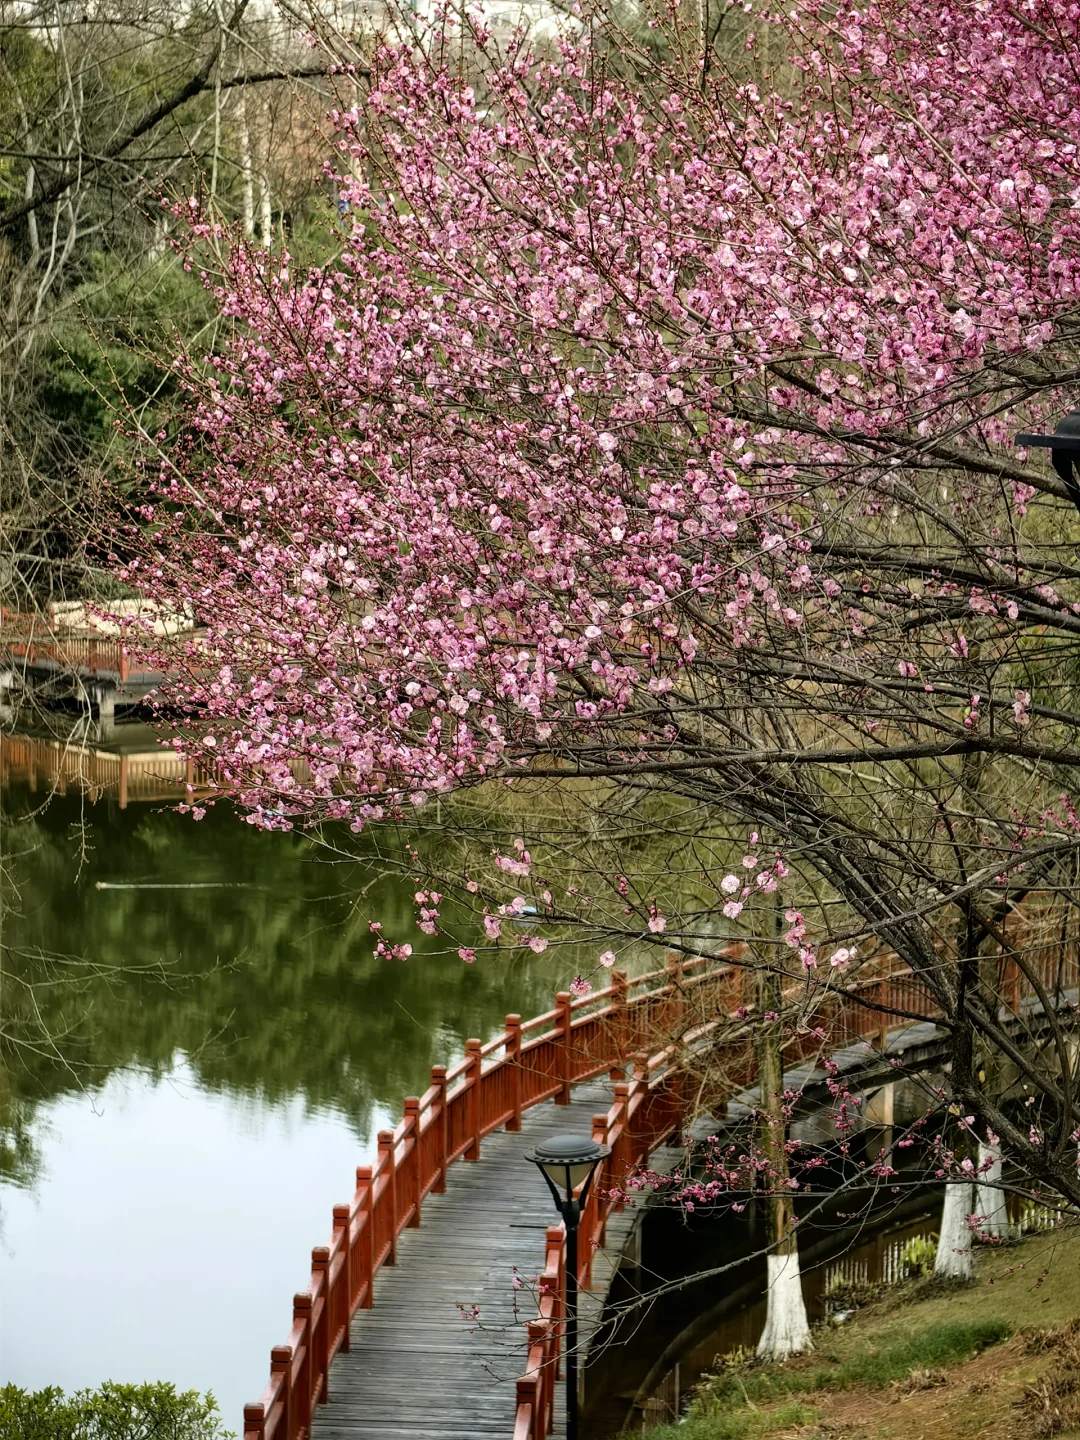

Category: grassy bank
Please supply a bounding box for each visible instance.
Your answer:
[643,1225,1080,1440]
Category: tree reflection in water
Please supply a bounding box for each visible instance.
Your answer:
[0,783,556,1190]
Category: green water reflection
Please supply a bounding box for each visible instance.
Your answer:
[2,787,556,1155]
[0,777,561,1415]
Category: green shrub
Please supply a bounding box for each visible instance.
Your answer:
[0,1382,233,1440]
[898,1234,938,1278]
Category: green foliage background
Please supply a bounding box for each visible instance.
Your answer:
[0,1381,233,1440]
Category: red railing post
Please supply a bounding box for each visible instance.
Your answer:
[610,970,628,1080]
[465,1038,482,1160]
[1006,956,1021,1011]
[430,1065,449,1192]
[667,951,682,1038]
[332,1205,352,1347]
[555,991,573,1104]
[590,1111,610,1256]
[546,1223,566,1379]
[356,1165,374,1307]
[516,1373,541,1440]
[378,1131,398,1264]
[312,1247,331,1403]
[270,1346,291,1438]
[612,1081,631,1210]
[506,1014,523,1131]
[404,1098,422,1226]
[243,1403,266,1440]
[292,1292,314,1431]
[528,1320,552,1433]
[732,960,746,1013]
[877,978,889,1051]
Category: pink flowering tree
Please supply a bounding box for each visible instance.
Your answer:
[125,0,1080,1301]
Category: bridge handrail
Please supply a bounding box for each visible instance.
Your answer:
[242,922,1080,1440]
[240,945,742,1440]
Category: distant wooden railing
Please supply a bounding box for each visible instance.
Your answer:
[242,921,1080,1440]
[0,732,316,808]
[0,734,217,808]
[1,607,199,683]
[2,611,136,682]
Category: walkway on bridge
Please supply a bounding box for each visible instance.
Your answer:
[243,940,1079,1440]
[242,959,715,1440]
[310,1082,612,1440]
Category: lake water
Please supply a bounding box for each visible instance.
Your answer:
[0,768,558,1428]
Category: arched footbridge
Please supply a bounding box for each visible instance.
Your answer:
[241,937,1078,1440]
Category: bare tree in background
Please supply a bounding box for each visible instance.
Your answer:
[0,0,347,608]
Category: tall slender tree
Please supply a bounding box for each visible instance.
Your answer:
[0,0,339,604]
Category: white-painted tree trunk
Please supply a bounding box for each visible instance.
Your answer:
[935,1181,974,1279]
[259,162,273,249]
[976,1140,1009,1240]
[238,96,255,238]
[754,920,813,1363]
[757,1250,813,1360]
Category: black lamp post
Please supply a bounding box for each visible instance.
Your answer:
[525,1134,611,1440]
[1016,408,1080,514]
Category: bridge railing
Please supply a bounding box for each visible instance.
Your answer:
[0,735,218,808]
[504,932,1080,1440]
[241,947,745,1440]
[242,915,1080,1440]
[512,1041,691,1440]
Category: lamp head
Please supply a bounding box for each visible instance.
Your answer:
[1017,408,1080,513]
[525,1134,611,1207]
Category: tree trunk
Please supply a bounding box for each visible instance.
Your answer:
[976,1139,1009,1240]
[259,146,272,249]
[935,1181,974,1279]
[755,959,812,1360]
[238,94,255,238]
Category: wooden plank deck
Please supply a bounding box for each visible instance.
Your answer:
[311,1081,614,1440]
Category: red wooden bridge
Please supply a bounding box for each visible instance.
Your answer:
[1,608,164,686]
[243,932,1067,1440]
[240,924,1080,1440]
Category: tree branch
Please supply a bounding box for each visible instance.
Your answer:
[0,4,362,235]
